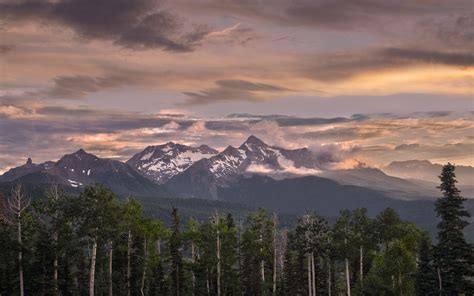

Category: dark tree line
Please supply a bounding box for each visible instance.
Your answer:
[0,163,472,295]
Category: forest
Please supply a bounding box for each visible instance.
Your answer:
[0,164,472,296]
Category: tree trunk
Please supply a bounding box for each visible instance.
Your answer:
[191,240,196,296]
[260,232,265,284]
[108,241,113,296]
[437,267,442,296]
[206,268,210,295]
[141,236,147,296]
[18,217,24,296]
[8,184,30,296]
[216,214,221,296]
[311,253,316,296]
[238,217,242,296]
[345,257,351,296]
[359,245,363,284]
[308,255,313,296]
[398,271,402,296]
[272,213,277,295]
[327,260,331,296]
[127,229,132,296]
[89,239,98,296]
[53,231,58,296]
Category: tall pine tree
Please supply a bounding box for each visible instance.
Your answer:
[169,207,185,296]
[415,235,437,295]
[434,163,473,294]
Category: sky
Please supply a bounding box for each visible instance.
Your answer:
[0,0,473,173]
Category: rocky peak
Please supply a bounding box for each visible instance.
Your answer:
[240,135,267,149]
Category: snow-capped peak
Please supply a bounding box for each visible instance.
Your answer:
[127,142,218,183]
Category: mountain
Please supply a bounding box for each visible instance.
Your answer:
[127,142,218,183]
[320,167,440,200]
[166,135,321,199]
[218,174,474,241]
[0,158,55,183]
[383,160,474,191]
[0,149,169,197]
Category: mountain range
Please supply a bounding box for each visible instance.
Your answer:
[2,135,472,201]
[1,136,472,239]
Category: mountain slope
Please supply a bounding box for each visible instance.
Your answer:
[166,135,321,199]
[218,174,474,240]
[320,167,440,200]
[127,142,218,183]
[383,160,474,186]
[0,149,170,197]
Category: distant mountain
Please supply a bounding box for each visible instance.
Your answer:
[166,135,321,199]
[218,174,474,241]
[127,142,218,184]
[0,158,55,183]
[320,167,440,200]
[0,150,169,197]
[383,160,474,187]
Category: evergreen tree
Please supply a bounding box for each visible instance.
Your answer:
[415,236,437,295]
[241,209,274,295]
[434,163,474,294]
[169,207,185,296]
[221,213,239,295]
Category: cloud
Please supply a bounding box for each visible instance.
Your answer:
[184,0,470,30]
[0,0,209,52]
[0,44,15,54]
[0,104,472,173]
[30,74,139,99]
[298,47,474,82]
[381,48,474,67]
[417,13,474,49]
[205,23,261,45]
[183,79,290,104]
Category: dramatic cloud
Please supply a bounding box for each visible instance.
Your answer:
[0,0,473,173]
[381,48,474,67]
[2,100,472,173]
[0,0,208,52]
[183,79,290,104]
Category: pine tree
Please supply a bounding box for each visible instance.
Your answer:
[169,207,185,296]
[221,213,239,295]
[415,236,437,295]
[434,163,474,294]
[241,209,274,295]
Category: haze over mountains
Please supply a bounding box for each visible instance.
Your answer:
[1,135,473,239]
[1,135,472,200]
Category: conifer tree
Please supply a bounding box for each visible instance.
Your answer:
[434,163,474,294]
[169,207,184,296]
[415,236,437,295]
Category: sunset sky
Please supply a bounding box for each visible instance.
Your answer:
[0,0,473,172]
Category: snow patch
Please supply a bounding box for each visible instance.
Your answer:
[68,179,83,188]
[140,151,154,161]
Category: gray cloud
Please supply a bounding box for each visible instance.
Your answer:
[299,47,473,81]
[0,44,15,54]
[183,79,289,104]
[30,75,138,99]
[0,0,208,52]
[381,48,474,67]
[187,0,470,30]
[226,114,352,127]
[301,128,384,141]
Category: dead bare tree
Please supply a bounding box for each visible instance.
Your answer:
[214,211,222,296]
[272,213,278,295]
[7,184,31,296]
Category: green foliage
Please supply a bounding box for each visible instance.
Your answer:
[434,163,474,294]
